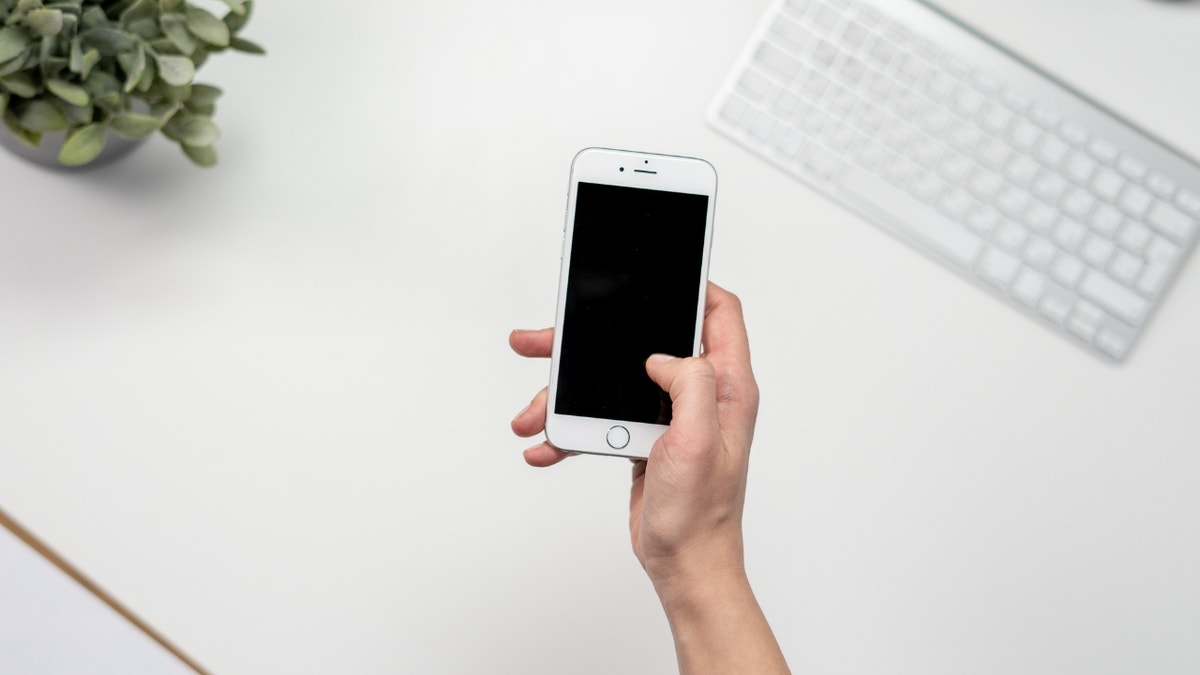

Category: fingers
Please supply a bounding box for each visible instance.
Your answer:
[701,283,752,373]
[509,328,554,358]
[644,354,720,440]
[523,441,573,467]
[511,388,548,438]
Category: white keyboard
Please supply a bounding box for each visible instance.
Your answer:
[709,0,1200,361]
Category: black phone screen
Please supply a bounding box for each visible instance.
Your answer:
[555,181,710,425]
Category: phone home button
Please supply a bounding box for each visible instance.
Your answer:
[606,425,630,450]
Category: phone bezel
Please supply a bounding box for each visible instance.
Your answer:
[545,147,717,460]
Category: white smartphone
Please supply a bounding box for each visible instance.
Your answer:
[545,148,717,459]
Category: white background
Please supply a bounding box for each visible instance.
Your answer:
[2,1,1199,673]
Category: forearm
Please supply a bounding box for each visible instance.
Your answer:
[651,558,790,675]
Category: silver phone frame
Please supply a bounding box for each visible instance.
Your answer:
[545,147,718,459]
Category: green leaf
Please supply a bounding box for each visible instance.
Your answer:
[57,100,93,126]
[172,114,218,146]
[0,71,38,97]
[184,5,228,47]
[161,0,184,12]
[181,141,217,167]
[109,111,158,139]
[46,78,89,105]
[221,0,246,16]
[119,0,156,26]
[16,98,67,132]
[116,43,144,91]
[0,91,7,114]
[0,26,30,63]
[159,13,195,55]
[58,122,106,165]
[79,47,99,78]
[154,53,193,85]
[150,99,180,121]
[125,17,160,41]
[187,83,221,106]
[25,8,63,36]
[79,28,137,56]
[4,109,42,148]
[228,36,264,55]
[0,47,31,78]
[223,0,252,33]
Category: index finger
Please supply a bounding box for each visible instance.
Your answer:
[701,282,753,374]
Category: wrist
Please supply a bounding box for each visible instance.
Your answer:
[645,541,750,618]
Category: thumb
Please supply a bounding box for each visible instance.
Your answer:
[645,354,719,431]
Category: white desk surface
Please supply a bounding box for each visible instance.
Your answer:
[2,1,1199,673]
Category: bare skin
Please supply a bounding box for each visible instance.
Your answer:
[511,282,790,675]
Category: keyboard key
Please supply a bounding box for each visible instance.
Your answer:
[756,43,802,79]
[1050,253,1085,287]
[841,20,870,48]
[1038,286,1074,325]
[1089,168,1124,203]
[1010,267,1046,307]
[1088,204,1122,238]
[1035,136,1069,168]
[1008,120,1040,152]
[950,122,983,152]
[1064,152,1096,186]
[999,85,1031,113]
[813,4,844,34]
[738,69,774,100]
[1109,250,1143,286]
[1087,137,1119,164]
[978,103,1012,136]
[1061,188,1096,221]
[1136,262,1171,297]
[975,138,1010,169]
[938,188,973,219]
[1079,271,1148,325]
[1058,120,1089,147]
[978,246,1020,288]
[938,152,972,182]
[1117,185,1153,218]
[1029,103,1061,129]
[1116,221,1151,253]
[1052,218,1088,253]
[1022,236,1057,270]
[770,16,812,51]
[1177,188,1200,217]
[719,95,750,125]
[993,221,1028,253]
[1080,235,1115,268]
[1095,327,1130,359]
[911,171,946,203]
[1031,171,1068,204]
[1005,156,1039,186]
[1066,301,1103,341]
[995,185,1029,219]
[1145,235,1180,263]
[1147,201,1196,243]
[854,139,886,168]
[1023,202,1057,234]
[812,38,841,66]
[952,86,985,118]
[1117,154,1148,181]
[966,204,999,235]
[1146,171,1178,199]
[967,168,1002,201]
[802,143,842,180]
[838,167,984,267]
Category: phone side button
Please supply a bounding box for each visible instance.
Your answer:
[560,234,565,260]
[606,425,630,450]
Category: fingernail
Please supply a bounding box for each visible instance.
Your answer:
[647,353,675,365]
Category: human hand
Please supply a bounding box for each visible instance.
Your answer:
[509,282,760,586]
[511,283,786,674]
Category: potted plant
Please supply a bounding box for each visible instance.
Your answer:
[0,0,263,167]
